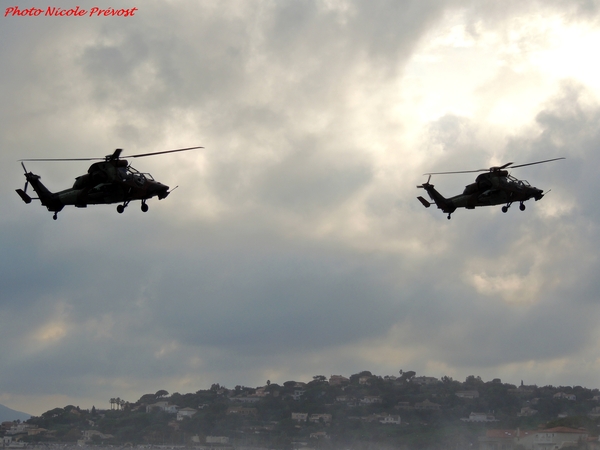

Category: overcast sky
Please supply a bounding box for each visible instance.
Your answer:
[2,0,600,416]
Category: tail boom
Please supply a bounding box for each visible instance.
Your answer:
[417,182,456,217]
[17,170,64,216]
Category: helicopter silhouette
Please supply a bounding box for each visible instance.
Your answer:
[417,157,565,219]
[15,146,203,220]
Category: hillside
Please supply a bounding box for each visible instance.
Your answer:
[3,372,599,449]
[0,403,30,423]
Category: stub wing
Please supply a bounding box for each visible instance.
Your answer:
[417,196,431,208]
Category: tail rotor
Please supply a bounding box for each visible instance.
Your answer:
[21,162,30,194]
[16,161,34,204]
[417,174,432,189]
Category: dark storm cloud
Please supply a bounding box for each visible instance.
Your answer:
[143,238,406,353]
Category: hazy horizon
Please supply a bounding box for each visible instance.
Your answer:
[2,0,600,417]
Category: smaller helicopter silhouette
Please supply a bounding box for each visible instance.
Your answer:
[16,146,202,220]
[417,157,565,219]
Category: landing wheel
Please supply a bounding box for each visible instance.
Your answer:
[141,202,149,213]
[53,212,58,220]
[447,214,452,220]
[519,203,526,211]
[117,204,125,214]
[502,206,509,213]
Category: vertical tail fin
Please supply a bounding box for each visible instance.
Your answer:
[417,177,456,218]
[17,163,64,217]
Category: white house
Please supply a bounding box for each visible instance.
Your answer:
[456,391,479,399]
[146,401,179,414]
[231,396,261,403]
[292,389,306,400]
[553,392,576,401]
[360,396,382,405]
[5,424,36,435]
[461,412,498,422]
[176,407,197,421]
[412,376,440,385]
[2,437,26,448]
[310,431,330,439]
[517,406,538,417]
[329,375,349,386]
[292,412,308,422]
[515,426,588,449]
[380,415,401,425]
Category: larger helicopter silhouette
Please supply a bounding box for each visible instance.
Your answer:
[16,146,203,220]
[417,157,565,219]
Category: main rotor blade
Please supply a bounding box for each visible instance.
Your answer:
[124,146,204,158]
[424,158,563,176]
[20,157,103,161]
[424,168,488,175]
[492,162,513,170]
[510,157,565,169]
[19,146,204,162]
[427,162,515,175]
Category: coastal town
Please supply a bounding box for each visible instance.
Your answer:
[2,371,599,450]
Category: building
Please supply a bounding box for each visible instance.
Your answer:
[309,413,332,424]
[479,429,534,450]
[414,399,441,411]
[461,412,498,422]
[292,412,308,422]
[146,401,179,414]
[359,376,372,385]
[226,406,257,416]
[412,376,440,385]
[176,407,197,421]
[379,415,401,425]
[479,429,520,450]
[230,396,261,403]
[516,427,588,449]
[4,424,37,436]
[329,375,349,386]
[479,427,591,450]
[360,396,382,405]
[78,429,114,445]
[395,401,412,410]
[292,389,306,400]
[2,437,27,448]
[456,390,479,399]
[517,406,538,417]
[310,431,329,439]
[553,392,576,401]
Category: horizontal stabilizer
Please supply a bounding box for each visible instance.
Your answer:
[417,196,431,208]
[16,189,32,204]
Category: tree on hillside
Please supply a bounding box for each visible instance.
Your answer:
[464,375,483,387]
[399,371,416,383]
[155,390,169,398]
[42,408,65,419]
[138,393,157,405]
